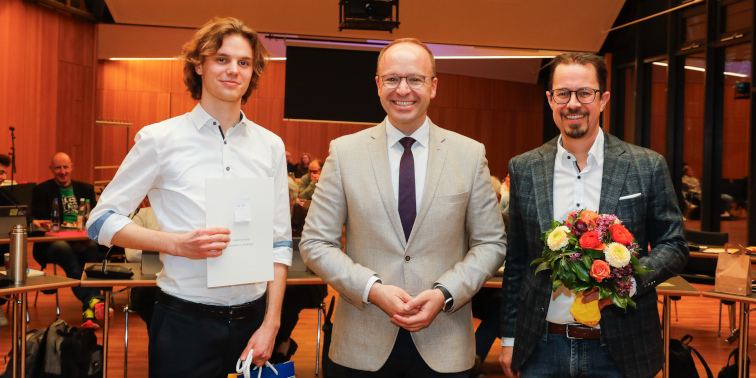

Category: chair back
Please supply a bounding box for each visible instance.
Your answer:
[680,229,729,284]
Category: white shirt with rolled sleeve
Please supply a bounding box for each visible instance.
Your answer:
[87,103,293,306]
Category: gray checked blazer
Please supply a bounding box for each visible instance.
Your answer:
[301,119,506,373]
[500,131,688,378]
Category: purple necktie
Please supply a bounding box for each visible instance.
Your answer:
[398,137,416,241]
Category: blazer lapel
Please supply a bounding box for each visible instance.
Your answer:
[368,121,407,248]
[533,139,557,231]
[410,121,447,247]
[598,132,629,216]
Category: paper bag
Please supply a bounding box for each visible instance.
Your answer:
[715,243,752,296]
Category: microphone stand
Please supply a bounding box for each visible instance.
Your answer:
[8,126,16,196]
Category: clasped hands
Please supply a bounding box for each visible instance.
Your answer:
[367,282,445,332]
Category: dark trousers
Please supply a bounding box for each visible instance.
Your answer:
[130,286,158,332]
[471,287,501,360]
[36,240,102,308]
[341,328,469,378]
[148,298,265,378]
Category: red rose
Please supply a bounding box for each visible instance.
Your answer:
[609,224,634,245]
[590,260,611,282]
[579,231,605,250]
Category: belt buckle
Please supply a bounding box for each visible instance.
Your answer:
[565,324,580,340]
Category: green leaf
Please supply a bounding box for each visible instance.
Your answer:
[582,255,593,270]
[552,279,563,292]
[610,294,628,309]
[571,260,591,282]
[626,297,636,309]
[572,283,591,292]
[599,286,611,299]
[531,258,545,265]
[534,261,551,275]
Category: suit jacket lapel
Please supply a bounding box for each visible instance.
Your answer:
[410,121,447,247]
[534,139,557,231]
[369,121,407,248]
[598,132,629,215]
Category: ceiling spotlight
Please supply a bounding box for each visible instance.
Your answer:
[339,0,400,32]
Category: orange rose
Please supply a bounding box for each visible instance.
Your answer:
[609,224,634,245]
[580,210,600,228]
[590,260,611,283]
[579,230,605,250]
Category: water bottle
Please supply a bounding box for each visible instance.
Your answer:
[51,198,60,233]
[9,225,27,285]
[85,199,91,221]
[77,198,86,231]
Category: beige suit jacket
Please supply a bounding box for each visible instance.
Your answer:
[300,120,506,372]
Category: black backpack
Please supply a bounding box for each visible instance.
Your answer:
[718,348,749,378]
[669,334,713,378]
[1,319,102,378]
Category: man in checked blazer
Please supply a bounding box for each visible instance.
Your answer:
[300,38,506,377]
[499,52,688,378]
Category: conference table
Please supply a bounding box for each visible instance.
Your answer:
[0,275,80,378]
[81,263,325,377]
[701,289,756,378]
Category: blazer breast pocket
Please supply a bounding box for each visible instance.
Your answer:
[436,191,468,204]
[619,192,642,201]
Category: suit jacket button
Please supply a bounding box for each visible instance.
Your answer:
[405,256,410,262]
[540,308,545,313]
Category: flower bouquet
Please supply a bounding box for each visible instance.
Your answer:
[531,210,651,326]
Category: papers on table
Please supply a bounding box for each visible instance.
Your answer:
[0,268,45,277]
[205,178,273,288]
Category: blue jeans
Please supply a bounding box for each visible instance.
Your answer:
[519,328,623,378]
[40,240,102,308]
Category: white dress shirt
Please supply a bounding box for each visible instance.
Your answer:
[546,131,604,325]
[362,117,431,303]
[87,104,293,306]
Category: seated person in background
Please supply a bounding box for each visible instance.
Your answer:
[271,284,328,364]
[31,152,106,328]
[286,151,297,176]
[124,197,160,331]
[294,153,311,179]
[297,159,323,201]
[682,163,733,218]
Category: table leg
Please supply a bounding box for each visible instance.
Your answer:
[738,302,749,378]
[10,293,17,378]
[103,290,111,378]
[663,295,670,378]
[20,292,26,378]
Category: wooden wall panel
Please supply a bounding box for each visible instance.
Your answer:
[95,59,544,180]
[0,0,95,185]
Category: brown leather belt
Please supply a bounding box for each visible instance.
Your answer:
[547,322,601,340]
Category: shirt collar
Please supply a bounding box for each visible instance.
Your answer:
[385,117,430,149]
[556,130,605,166]
[188,103,250,133]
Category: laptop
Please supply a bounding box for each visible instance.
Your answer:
[0,205,29,238]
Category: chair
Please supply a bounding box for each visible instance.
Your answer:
[679,229,737,342]
[33,263,60,318]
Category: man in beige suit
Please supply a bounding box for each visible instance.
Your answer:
[300,38,506,377]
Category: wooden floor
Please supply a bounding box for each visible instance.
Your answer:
[4,263,756,376]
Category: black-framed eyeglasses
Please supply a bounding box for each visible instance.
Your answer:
[549,88,601,104]
[379,74,435,89]
[309,169,321,175]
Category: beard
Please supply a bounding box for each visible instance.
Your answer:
[561,111,590,139]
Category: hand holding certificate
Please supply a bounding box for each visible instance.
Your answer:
[205,177,274,288]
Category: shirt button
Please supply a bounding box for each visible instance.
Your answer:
[577,203,580,207]
[224,141,227,145]
[567,156,571,159]
[226,167,230,171]
[405,256,410,262]
[213,121,217,125]
[577,176,581,179]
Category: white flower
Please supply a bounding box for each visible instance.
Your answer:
[604,242,631,268]
[547,226,570,251]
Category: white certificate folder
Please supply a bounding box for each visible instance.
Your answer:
[205,177,273,288]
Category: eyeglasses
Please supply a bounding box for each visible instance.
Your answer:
[309,169,321,175]
[379,74,435,89]
[549,88,601,104]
